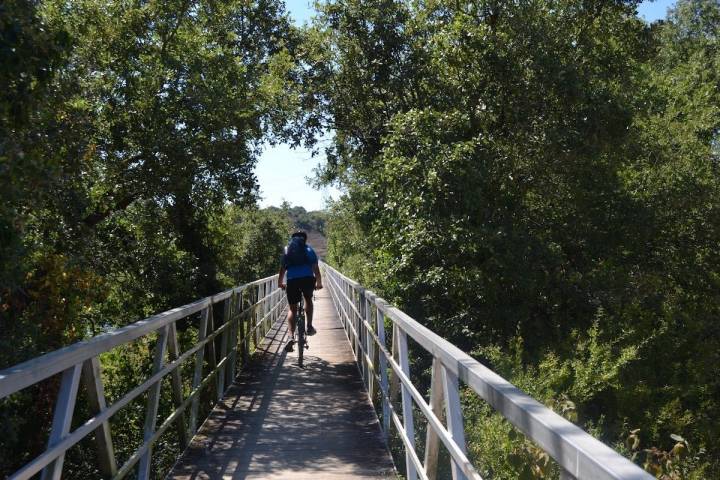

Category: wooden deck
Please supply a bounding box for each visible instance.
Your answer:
[168,288,396,479]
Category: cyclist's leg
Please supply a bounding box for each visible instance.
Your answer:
[302,277,316,334]
[287,303,298,336]
[285,279,302,350]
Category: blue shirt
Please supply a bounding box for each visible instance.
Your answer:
[283,246,318,281]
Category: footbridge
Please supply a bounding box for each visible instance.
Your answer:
[0,263,653,480]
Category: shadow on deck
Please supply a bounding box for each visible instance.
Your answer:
[168,289,395,480]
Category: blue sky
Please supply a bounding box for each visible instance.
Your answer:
[255,0,677,211]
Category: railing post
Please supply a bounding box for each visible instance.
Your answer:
[390,324,400,404]
[443,366,468,480]
[365,295,375,398]
[218,297,230,400]
[227,292,238,384]
[206,304,218,387]
[376,310,391,442]
[264,282,268,332]
[358,290,367,383]
[138,325,169,480]
[353,289,360,362]
[240,290,249,365]
[424,359,470,480]
[267,281,272,330]
[259,283,265,336]
[269,280,274,326]
[41,363,82,480]
[189,307,209,436]
[425,360,444,480]
[252,287,258,350]
[396,325,418,480]
[345,283,351,334]
[167,323,189,449]
[81,357,118,476]
[343,282,349,332]
[252,285,258,341]
[343,282,347,328]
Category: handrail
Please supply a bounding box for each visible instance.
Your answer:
[0,274,287,480]
[322,262,653,480]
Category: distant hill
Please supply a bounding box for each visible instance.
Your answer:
[306,228,327,259]
[265,204,328,259]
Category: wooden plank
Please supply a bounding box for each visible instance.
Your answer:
[327,270,481,479]
[322,262,653,480]
[169,289,395,479]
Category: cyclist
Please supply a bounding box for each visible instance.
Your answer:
[278,230,323,352]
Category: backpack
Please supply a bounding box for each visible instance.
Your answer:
[284,236,308,267]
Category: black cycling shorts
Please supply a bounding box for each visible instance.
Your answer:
[286,276,315,304]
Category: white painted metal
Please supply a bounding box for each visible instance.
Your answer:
[41,364,82,480]
[325,268,482,480]
[322,262,653,480]
[366,296,376,399]
[443,365,470,480]
[138,326,169,480]
[226,292,239,387]
[424,360,444,480]
[218,297,230,398]
[396,326,418,480]
[167,323,189,448]
[0,274,285,480]
[189,307,210,436]
[376,310,391,442]
[240,291,250,365]
[0,275,276,400]
[82,356,118,476]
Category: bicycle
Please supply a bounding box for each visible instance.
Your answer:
[295,295,309,367]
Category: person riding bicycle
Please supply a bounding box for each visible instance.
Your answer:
[279,230,322,352]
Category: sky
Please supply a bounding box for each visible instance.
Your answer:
[254,0,677,211]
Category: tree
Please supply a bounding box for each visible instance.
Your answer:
[1,1,302,476]
[310,0,719,476]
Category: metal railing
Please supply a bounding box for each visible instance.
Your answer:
[0,274,286,480]
[323,262,653,480]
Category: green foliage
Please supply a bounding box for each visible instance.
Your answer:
[216,205,292,285]
[0,0,299,477]
[2,0,720,477]
[267,203,328,233]
[311,0,720,476]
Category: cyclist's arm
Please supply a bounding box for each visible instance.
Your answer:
[279,266,286,289]
[312,264,322,289]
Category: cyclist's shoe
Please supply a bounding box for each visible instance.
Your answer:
[284,339,295,352]
[307,325,317,336]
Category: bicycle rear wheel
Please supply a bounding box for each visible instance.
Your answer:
[297,301,305,367]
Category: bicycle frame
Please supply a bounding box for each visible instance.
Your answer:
[296,296,306,367]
